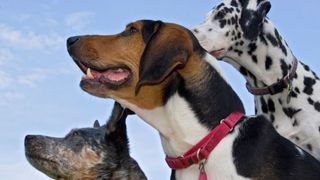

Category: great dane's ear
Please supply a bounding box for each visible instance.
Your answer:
[136,23,192,93]
[93,120,100,128]
[240,0,271,41]
[257,0,271,18]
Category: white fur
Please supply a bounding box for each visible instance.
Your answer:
[176,128,250,180]
[192,0,320,159]
[117,93,209,157]
[204,53,229,82]
[116,91,250,179]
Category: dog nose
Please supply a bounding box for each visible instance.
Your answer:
[25,135,35,145]
[67,36,80,48]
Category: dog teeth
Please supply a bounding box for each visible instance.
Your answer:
[86,68,94,78]
[115,68,124,73]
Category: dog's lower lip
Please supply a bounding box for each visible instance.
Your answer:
[210,48,225,58]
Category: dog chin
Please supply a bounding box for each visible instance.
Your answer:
[26,154,65,179]
[80,80,111,98]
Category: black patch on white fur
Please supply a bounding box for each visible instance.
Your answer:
[280,59,288,77]
[260,97,269,113]
[265,56,273,70]
[274,29,287,56]
[251,55,258,63]
[303,77,316,95]
[239,9,260,41]
[282,107,301,118]
[247,43,257,55]
[267,98,275,112]
[308,97,315,105]
[314,102,320,112]
[266,33,278,47]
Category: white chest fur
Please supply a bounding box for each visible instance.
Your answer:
[176,128,250,180]
[117,93,250,179]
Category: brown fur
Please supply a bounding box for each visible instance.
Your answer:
[68,21,202,110]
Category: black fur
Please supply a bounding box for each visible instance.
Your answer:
[141,20,163,44]
[234,115,320,179]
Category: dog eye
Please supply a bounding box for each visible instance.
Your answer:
[215,11,226,20]
[129,27,138,33]
[72,131,80,136]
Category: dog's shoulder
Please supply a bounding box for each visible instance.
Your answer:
[233,115,320,179]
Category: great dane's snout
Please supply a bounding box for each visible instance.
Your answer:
[67,36,80,48]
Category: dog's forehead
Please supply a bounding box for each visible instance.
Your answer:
[126,20,144,28]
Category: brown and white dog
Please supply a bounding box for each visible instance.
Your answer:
[67,20,320,179]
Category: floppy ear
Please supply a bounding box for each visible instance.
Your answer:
[240,0,271,41]
[93,120,100,128]
[257,0,271,18]
[136,23,191,93]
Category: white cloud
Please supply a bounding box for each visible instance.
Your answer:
[65,12,95,31]
[0,24,64,50]
[17,70,47,87]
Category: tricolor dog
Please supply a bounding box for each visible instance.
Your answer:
[67,20,320,179]
[192,0,320,159]
[25,102,146,180]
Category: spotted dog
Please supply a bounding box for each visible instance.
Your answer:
[67,20,320,179]
[192,0,320,159]
[25,102,146,180]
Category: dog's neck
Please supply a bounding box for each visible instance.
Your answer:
[118,53,244,157]
[224,19,296,88]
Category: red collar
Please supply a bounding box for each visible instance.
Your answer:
[165,112,244,170]
[246,57,298,96]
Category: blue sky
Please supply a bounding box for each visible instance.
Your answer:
[0,0,319,179]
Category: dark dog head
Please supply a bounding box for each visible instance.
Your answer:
[192,0,271,59]
[67,20,204,110]
[25,102,145,179]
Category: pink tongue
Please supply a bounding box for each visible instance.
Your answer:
[104,70,129,81]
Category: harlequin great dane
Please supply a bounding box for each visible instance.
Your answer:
[192,0,320,160]
[67,20,320,179]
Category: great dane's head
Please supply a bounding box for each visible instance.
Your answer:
[192,0,271,59]
[67,20,203,110]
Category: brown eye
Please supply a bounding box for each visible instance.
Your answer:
[129,26,138,33]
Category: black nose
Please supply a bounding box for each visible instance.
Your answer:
[25,135,35,145]
[67,36,80,48]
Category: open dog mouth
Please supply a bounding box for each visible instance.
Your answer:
[74,60,132,87]
[210,48,225,59]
